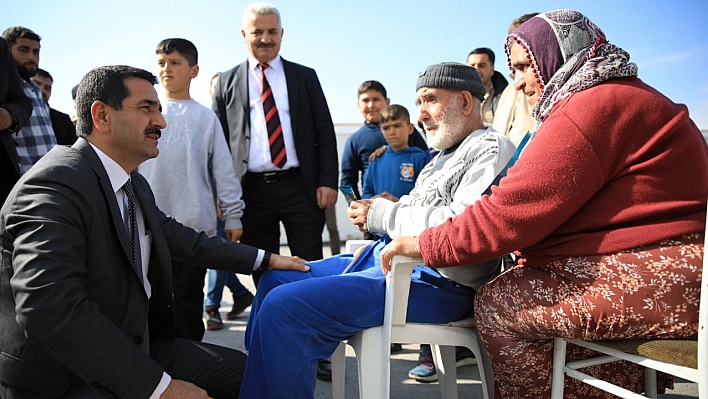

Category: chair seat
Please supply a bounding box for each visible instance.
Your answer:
[442,317,477,328]
[331,256,493,399]
[591,339,697,369]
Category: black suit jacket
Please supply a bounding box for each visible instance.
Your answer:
[213,58,338,203]
[0,37,32,204]
[0,139,259,398]
[50,107,77,145]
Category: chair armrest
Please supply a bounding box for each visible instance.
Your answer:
[385,255,424,327]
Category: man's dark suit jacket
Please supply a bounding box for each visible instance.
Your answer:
[50,107,77,145]
[0,139,258,398]
[212,58,338,203]
[0,37,32,205]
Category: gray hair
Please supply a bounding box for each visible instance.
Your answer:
[242,2,281,29]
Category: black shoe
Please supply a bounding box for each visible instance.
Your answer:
[391,343,403,353]
[316,359,332,381]
[226,292,254,320]
[204,305,223,331]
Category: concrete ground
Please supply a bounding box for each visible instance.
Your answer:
[202,245,698,398]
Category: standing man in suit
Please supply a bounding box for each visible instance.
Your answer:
[0,36,32,206]
[30,68,78,145]
[213,2,339,286]
[0,65,308,399]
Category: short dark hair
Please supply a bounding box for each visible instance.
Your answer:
[35,68,52,81]
[156,38,198,66]
[379,104,410,126]
[509,13,539,34]
[75,66,158,138]
[468,47,495,64]
[1,26,41,46]
[358,80,387,99]
[71,84,79,101]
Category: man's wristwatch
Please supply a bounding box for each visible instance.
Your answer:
[259,251,272,271]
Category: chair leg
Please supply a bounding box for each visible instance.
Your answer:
[644,367,657,399]
[432,345,458,399]
[331,342,346,399]
[550,338,567,399]
[473,331,494,399]
[350,327,390,399]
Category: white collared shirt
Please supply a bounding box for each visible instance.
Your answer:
[90,143,152,297]
[89,143,170,398]
[247,55,299,172]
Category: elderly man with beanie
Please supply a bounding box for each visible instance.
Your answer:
[240,62,516,398]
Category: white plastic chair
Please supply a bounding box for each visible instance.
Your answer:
[344,239,372,255]
[550,207,708,398]
[331,255,494,399]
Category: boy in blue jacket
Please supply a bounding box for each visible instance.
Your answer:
[362,104,427,201]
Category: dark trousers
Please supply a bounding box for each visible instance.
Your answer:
[172,260,207,341]
[0,338,246,399]
[241,169,325,286]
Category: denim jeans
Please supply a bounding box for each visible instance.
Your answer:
[204,218,249,308]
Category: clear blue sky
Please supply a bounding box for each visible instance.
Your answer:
[4,0,707,128]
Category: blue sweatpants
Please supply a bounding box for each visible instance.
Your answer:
[240,238,477,398]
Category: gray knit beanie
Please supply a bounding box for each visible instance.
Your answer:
[415,62,486,102]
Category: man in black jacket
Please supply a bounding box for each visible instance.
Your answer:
[467,47,509,126]
[31,68,77,145]
[0,36,31,206]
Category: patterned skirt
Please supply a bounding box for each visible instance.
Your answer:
[475,233,703,398]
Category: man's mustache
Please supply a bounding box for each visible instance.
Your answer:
[422,121,438,133]
[257,43,275,48]
[145,127,161,138]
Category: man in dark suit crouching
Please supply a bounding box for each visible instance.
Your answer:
[0,65,309,399]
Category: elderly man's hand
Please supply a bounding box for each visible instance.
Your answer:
[380,236,421,274]
[268,254,310,272]
[160,380,211,399]
[347,199,373,232]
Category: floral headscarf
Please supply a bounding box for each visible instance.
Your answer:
[505,10,638,129]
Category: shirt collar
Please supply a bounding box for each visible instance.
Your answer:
[248,55,283,72]
[89,143,130,194]
[22,78,41,93]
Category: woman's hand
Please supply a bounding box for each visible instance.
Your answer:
[380,236,421,274]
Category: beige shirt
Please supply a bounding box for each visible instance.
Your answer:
[492,84,536,146]
[480,85,495,127]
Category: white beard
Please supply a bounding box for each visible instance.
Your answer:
[423,102,469,151]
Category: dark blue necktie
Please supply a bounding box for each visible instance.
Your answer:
[122,179,149,354]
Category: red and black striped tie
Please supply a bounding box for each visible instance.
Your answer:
[260,63,287,168]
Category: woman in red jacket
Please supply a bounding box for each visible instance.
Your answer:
[382,10,707,398]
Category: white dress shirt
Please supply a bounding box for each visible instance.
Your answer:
[247,55,299,172]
